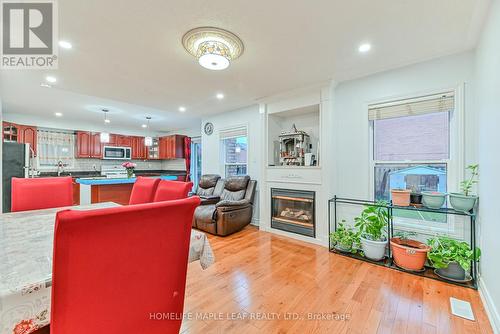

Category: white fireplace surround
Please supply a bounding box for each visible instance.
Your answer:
[259,84,334,247]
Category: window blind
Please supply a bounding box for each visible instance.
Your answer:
[368,92,454,121]
[219,126,247,139]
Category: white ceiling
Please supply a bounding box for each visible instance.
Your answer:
[0,0,490,133]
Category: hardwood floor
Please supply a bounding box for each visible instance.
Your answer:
[182,226,493,334]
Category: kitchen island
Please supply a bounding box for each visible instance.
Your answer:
[76,175,177,205]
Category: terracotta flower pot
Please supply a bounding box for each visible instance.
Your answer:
[391,189,411,207]
[390,238,431,271]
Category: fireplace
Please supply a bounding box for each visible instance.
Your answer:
[271,188,315,237]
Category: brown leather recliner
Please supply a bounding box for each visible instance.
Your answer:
[194,174,223,204]
[193,175,256,236]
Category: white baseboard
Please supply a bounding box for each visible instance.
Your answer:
[259,225,328,247]
[479,278,500,334]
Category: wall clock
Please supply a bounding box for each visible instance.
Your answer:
[204,122,214,135]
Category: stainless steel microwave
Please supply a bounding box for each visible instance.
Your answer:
[103,146,132,160]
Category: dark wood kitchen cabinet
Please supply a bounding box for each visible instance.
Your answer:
[77,131,102,158]
[159,135,185,159]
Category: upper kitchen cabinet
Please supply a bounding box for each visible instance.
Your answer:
[76,131,102,158]
[159,135,186,159]
[3,122,21,143]
[116,135,132,147]
[2,122,37,155]
[19,125,37,156]
[132,136,147,160]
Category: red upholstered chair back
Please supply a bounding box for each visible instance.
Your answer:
[129,176,161,205]
[11,176,73,212]
[153,180,193,202]
[51,197,201,334]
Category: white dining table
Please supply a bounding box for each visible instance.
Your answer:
[0,202,214,334]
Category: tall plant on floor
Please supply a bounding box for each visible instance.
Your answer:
[354,201,389,261]
[449,164,479,212]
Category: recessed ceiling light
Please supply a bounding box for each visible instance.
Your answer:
[54,112,63,117]
[358,43,371,53]
[40,83,52,88]
[182,27,244,71]
[142,124,147,128]
[58,40,72,49]
[216,93,224,100]
[178,106,186,112]
[45,76,57,83]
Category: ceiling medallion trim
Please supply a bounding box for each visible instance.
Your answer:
[182,27,244,70]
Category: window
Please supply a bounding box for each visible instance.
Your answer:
[220,127,248,177]
[37,130,76,169]
[190,137,202,191]
[370,92,456,228]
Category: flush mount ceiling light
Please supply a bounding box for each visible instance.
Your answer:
[182,27,244,71]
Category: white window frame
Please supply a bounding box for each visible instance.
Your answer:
[219,125,249,178]
[368,85,465,239]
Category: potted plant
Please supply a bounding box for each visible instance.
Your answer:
[427,236,481,281]
[390,231,430,271]
[449,164,479,213]
[421,191,447,209]
[354,201,389,261]
[391,188,411,207]
[122,161,137,178]
[329,221,360,253]
[409,185,422,206]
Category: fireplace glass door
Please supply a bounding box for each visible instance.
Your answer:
[271,188,315,237]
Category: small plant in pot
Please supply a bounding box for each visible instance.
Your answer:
[354,201,389,261]
[329,221,360,253]
[421,191,447,210]
[390,231,430,272]
[409,185,423,207]
[427,236,481,281]
[449,164,479,213]
[391,188,411,207]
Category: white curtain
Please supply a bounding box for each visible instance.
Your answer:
[37,130,76,167]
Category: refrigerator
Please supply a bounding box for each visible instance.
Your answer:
[2,142,30,213]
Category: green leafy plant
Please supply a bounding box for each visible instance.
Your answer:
[394,231,417,241]
[427,236,481,271]
[354,201,390,241]
[460,164,479,196]
[330,221,360,251]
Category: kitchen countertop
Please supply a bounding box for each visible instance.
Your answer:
[40,170,187,179]
[76,175,178,185]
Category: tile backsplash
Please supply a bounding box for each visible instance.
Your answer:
[39,158,185,172]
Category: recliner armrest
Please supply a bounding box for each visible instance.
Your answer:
[216,199,251,211]
[200,196,220,205]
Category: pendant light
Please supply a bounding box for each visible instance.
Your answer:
[100,109,110,143]
[144,117,153,147]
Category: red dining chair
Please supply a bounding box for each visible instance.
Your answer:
[129,176,161,205]
[153,180,193,202]
[51,196,201,334]
[11,177,73,212]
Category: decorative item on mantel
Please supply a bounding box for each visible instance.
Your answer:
[279,124,312,166]
[122,162,137,178]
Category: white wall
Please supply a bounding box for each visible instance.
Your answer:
[475,1,500,331]
[201,105,262,224]
[332,51,476,199]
